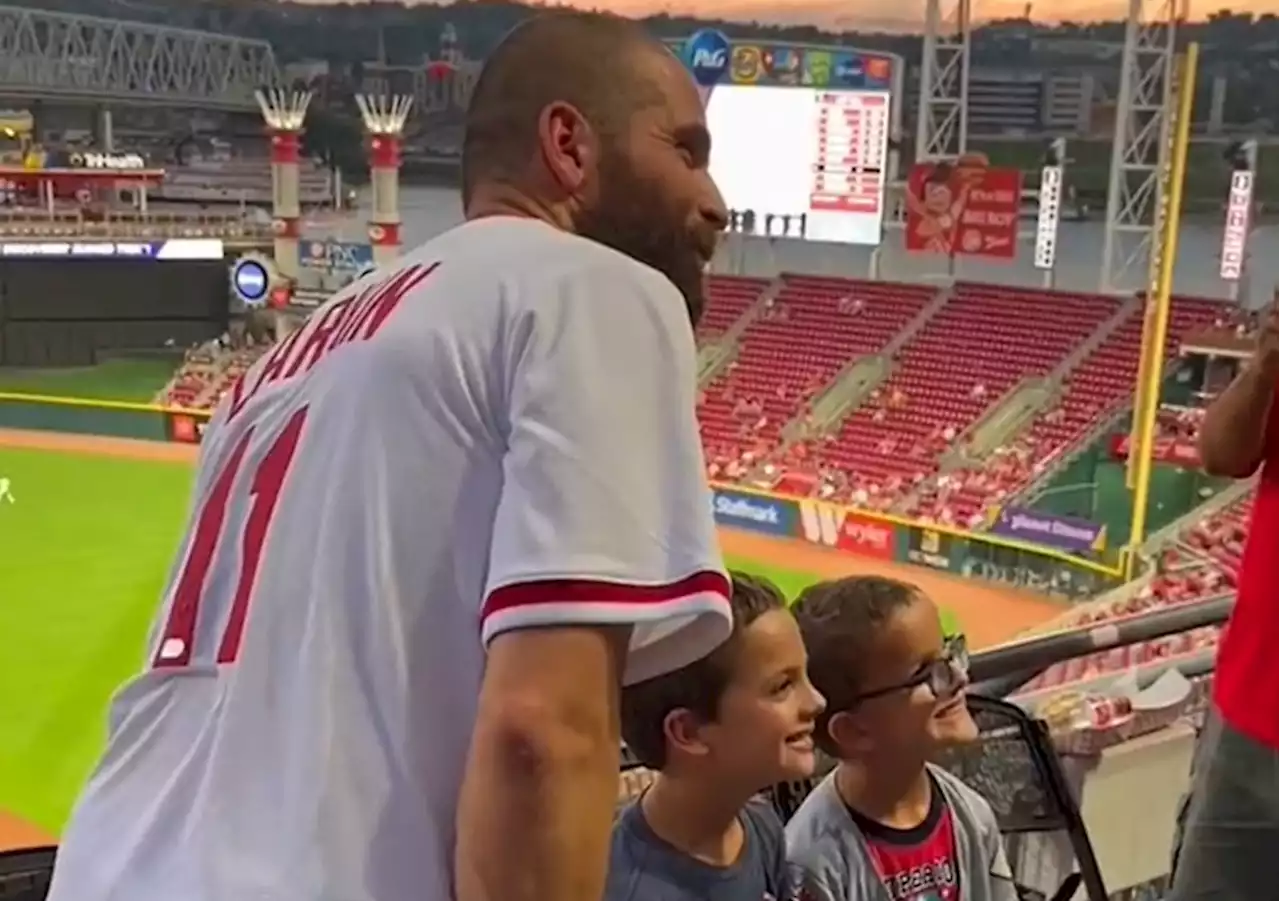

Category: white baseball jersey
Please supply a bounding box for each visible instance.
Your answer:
[48,216,733,901]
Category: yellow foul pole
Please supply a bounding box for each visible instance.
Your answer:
[1125,42,1198,579]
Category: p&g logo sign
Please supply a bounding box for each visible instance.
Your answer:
[685,29,731,87]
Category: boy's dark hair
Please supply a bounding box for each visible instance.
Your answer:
[792,575,922,757]
[620,571,787,770]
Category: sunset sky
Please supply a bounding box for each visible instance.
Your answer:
[556,0,1268,27]
[310,0,1273,30]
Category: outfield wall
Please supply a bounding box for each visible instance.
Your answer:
[0,393,207,445]
[711,484,1125,601]
[0,391,1127,599]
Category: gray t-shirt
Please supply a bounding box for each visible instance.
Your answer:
[605,797,792,901]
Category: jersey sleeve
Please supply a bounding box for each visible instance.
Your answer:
[481,257,732,685]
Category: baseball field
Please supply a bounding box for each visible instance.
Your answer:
[0,426,1065,850]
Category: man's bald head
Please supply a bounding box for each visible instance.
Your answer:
[461,11,670,205]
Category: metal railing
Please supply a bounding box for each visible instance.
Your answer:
[0,209,274,242]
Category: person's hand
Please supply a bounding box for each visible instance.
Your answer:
[1249,296,1280,378]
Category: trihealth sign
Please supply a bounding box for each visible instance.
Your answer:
[711,488,798,538]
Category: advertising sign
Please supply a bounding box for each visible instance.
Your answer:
[904,158,1021,259]
[165,411,210,445]
[711,488,798,538]
[988,505,1106,555]
[1109,434,1201,468]
[300,240,374,273]
[230,255,272,305]
[798,500,894,560]
[1033,165,1062,270]
[0,239,224,260]
[905,526,953,571]
[1219,170,1253,281]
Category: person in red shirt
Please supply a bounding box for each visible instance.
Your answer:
[1168,304,1277,901]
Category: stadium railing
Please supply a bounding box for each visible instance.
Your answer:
[625,599,1229,901]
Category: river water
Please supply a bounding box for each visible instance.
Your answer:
[341,184,1277,306]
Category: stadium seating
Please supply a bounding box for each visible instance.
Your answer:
[907,294,1224,523]
[157,340,269,411]
[792,284,1116,505]
[1020,492,1252,693]
[695,275,771,342]
[698,275,936,470]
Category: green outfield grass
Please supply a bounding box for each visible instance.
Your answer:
[0,447,956,833]
[0,358,178,404]
[0,446,192,831]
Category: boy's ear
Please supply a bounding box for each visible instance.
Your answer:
[827,709,871,754]
[662,707,713,759]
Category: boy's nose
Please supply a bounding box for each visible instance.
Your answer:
[805,681,827,717]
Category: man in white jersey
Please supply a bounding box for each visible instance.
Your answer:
[48,12,732,901]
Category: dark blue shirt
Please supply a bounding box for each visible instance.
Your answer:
[605,797,792,901]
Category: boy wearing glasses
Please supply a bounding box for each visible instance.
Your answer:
[606,573,826,901]
[786,576,1016,901]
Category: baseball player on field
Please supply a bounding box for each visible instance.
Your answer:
[49,12,732,901]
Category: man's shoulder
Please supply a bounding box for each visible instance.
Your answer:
[436,217,677,300]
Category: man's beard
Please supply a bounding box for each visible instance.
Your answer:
[573,150,708,328]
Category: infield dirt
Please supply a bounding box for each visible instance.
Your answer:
[0,427,1065,850]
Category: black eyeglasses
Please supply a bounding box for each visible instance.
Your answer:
[851,635,969,704]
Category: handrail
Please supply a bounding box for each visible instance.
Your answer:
[969,595,1231,698]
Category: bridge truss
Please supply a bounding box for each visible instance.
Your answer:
[0,5,281,110]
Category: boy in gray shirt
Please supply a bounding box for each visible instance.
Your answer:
[606,573,826,901]
[786,576,1018,901]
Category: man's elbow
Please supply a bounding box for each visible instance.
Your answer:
[1198,434,1259,479]
[471,694,616,778]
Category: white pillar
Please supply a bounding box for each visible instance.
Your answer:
[356,94,414,268]
[255,89,313,282]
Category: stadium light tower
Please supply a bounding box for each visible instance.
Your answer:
[1099,0,1180,294]
[915,0,971,161]
[355,94,414,268]
[255,88,313,282]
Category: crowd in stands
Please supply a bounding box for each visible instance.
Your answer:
[155,330,269,410]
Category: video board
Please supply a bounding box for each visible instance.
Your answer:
[673,31,896,246]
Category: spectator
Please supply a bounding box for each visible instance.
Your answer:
[607,574,824,901]
[786,576,1016,901]
[1169,305,1277,901]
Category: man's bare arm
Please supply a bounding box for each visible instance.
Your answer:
[455,624,630,901]
[1199,313,1277,478]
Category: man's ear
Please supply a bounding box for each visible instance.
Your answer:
[537,100,600,199]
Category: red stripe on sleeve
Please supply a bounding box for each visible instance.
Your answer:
[482,570,731,621]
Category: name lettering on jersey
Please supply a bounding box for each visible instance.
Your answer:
[227,262,439,422]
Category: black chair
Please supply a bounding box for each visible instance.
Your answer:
[767,695,1107,901]
[931,696,1106,901]
[0,846,55,901]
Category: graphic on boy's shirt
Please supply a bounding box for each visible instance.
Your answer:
[863,806,959,901]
